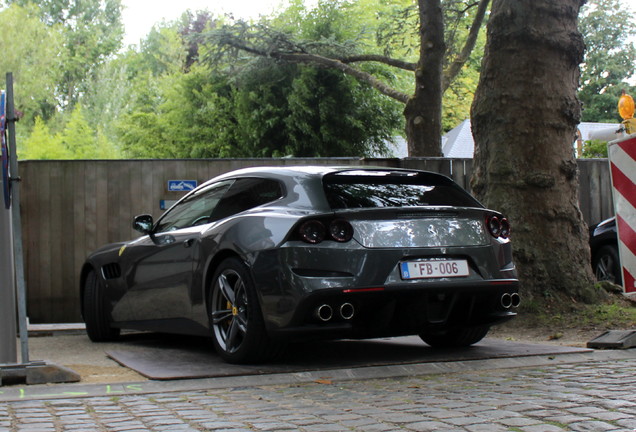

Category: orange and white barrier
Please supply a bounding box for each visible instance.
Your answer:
[608,136,636,293]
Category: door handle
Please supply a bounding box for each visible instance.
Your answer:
[183,238,195,248]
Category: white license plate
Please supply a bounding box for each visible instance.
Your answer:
[400,259,469,280]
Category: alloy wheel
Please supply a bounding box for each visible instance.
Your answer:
[211,269,249,354]
[596,254,617,283]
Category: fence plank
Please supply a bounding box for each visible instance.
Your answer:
[37,162,53,321]
[72,162,86,321]
[599,161,614,222]
[60,162,77,321]
[578,159,593,224]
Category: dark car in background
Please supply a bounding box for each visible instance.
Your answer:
[590,217,622,285]
[80,166,519,363]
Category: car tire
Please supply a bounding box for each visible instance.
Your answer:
[592,245,622,285]
[209,257,282,364]
[83,269,120,342]
[419,325,490,348]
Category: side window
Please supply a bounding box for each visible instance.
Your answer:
[154,180,234,232]
[210,178,283,221]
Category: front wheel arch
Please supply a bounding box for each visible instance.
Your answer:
[204,250,245,314]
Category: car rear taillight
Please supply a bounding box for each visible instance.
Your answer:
[487,215,502,237]
[499,218,511,239]
[329,219,353,242]
[298,220,326,244]
[297,218,354,244]
[487,214,510,239]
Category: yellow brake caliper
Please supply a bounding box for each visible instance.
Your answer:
[227,301,238,318]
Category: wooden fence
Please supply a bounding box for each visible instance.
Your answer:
[17,158,613,323]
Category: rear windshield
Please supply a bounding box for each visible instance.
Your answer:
[323,170,482,209]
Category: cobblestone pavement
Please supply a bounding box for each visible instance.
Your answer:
[2,357,636,431]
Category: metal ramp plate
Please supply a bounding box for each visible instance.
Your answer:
[587,330,636,349]
[104,335,591,381]
[0,361,80,386]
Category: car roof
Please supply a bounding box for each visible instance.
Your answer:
[211,165,342,180]
[190,166,464,212]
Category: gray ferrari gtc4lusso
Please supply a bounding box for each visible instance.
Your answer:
[80,166,520,363]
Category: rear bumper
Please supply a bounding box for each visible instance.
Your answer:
[267,279,519,341]
[249,242,518,340]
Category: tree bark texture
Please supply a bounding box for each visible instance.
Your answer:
[405,0,445,157]
[470,0,601,302]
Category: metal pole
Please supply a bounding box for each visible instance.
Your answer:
[0,174,17,365]
[6,73,29,363]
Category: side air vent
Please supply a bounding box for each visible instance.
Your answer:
[101,263,121,280]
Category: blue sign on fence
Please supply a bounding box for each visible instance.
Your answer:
[160,199,178,210]
[167,180,198,192]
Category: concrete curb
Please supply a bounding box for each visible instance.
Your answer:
[27,323,85,336]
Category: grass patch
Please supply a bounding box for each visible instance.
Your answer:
[577,303,636,328]
[502,289,636,333]
[530,302,636,331]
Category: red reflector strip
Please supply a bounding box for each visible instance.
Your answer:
[625,268,635,294]
[489,280,515,286]
[611,162,636,211]
[617,214,636,258]
[342,287,385,293]
[618,138,636,161]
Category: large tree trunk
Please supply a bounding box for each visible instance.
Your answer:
[470,0,603,303]
[405,0,445,157]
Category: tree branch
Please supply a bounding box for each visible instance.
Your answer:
[339,55,416,71]
[218,38,410,104]
[442,0,490,91]
[458,2,482,15]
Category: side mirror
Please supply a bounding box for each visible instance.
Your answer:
[133,214,154,234]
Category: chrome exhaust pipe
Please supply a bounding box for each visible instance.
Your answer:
[500,293,512,309]
[316,304,333,322]
[339,303,354,320]
[511,293,521,308]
